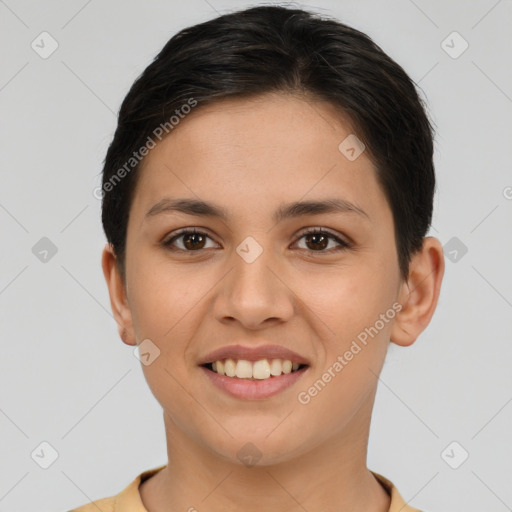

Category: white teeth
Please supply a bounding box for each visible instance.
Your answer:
[253,360,271,379]
[269,359,282,376]
[235,359,253,378]
[224,358,236,377]
[209,358,304,379]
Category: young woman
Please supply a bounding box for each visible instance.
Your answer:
[71,5,444,511]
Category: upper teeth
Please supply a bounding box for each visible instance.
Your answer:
[211,359,301,379]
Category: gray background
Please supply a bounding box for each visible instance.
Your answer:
[1,1,511,511]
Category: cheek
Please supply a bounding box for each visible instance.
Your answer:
[296,292,392,436]
[295,260,395,337]
[297,354,380,442]
[126,259,202,418]
[127,248,199,340]
[295,262,394,399]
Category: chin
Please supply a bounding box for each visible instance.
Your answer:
[204,430,309,468]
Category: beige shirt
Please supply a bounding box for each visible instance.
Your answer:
[68,465,423,512]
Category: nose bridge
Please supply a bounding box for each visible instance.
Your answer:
[216,235,294,327]
[232,236,277,303]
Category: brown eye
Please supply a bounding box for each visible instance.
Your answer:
[304,232,329,251]
[295,228,351,253]
[163,227,351,254]
[181,232,207,250]
[163,229,216,252]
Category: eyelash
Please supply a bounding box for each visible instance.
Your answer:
[162,227,352,254]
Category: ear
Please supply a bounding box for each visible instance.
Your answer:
[101,243,136,346]
[391,236,445,347]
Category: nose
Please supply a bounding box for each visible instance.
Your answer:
[214,245,295,330]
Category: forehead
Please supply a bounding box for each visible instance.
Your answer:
[130,93,389,224]
[153,93,360,159]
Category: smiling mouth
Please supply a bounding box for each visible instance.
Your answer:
[201,358,309,380]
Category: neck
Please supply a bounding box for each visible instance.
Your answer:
[140,394,390,512]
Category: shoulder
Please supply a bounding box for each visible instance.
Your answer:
[66,464,167,512]
[371,471,425,512]
[67,495,115,512]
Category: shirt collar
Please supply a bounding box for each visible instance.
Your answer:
[113,465,422,512]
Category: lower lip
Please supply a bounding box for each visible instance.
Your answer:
[200,365,309,400]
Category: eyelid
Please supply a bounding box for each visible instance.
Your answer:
[297,226,351,244]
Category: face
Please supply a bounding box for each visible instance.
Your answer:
[111,93,408,465]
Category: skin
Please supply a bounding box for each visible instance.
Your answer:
[102,92,445,512]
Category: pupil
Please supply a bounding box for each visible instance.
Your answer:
[185,233,205,250]
[308,233,327,250]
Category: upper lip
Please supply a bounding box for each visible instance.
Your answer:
[198,344,310,366]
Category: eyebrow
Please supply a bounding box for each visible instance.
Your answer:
[144,197,370,224]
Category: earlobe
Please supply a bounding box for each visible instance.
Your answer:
[101,243,137,346]
[390,236,445,347]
